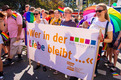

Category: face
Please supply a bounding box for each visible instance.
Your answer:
[34,11,40,19]
[64,10,72,18]
[6,9,11,17]
[96,6,106,18]
[54,11,60,18]
[25,6,29,12]
[50,13,54,18]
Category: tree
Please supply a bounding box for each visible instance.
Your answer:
[0,0,65,13]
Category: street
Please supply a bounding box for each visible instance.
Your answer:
[2,50,121,80]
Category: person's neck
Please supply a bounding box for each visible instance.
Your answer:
[9,11,13,16]
[98,17,106,22]
[36,18,41,22]
[65,17,71,21]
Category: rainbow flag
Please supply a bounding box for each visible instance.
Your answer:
[1,32,9,41]
[24,12,36,23]
[112,72,119,76]
[11,12,18,20]
[58,7,64,13]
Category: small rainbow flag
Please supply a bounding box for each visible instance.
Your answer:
[25,12,36,23]
[1,32,9,41]
[58,7,64,13]
[11,12,18,20]
[112,72,119,76]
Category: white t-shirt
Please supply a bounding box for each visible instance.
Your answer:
[89,17,113,46]
[34,19,48,25]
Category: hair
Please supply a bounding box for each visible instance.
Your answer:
[25,4,30,8]
[54,10,59,13]
[49,10,54,15]
[30,7,35,11]
[96,3,110,21]
[0,11,6,18]
[35,9,40,14]
[64,7,73,13]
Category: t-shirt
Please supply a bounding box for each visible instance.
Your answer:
[89,17,113,46]
[7,12,24,38]
[50,18,61,25]
[34,19,48,26]
[89,17,113,36]
[61,20,76,27]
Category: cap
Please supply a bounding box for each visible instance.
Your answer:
[2,5,11,11]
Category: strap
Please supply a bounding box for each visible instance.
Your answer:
[91,17,95,24]
[104,21,109,39]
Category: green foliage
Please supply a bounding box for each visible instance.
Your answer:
[0,0,64,12]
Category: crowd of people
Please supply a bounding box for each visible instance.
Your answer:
[0,3,121,80]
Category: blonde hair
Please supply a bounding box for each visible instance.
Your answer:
[64,7,73,13]
[96,3,110,21]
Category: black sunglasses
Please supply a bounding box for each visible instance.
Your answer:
[34,13,39,15]
[95,10,104,13]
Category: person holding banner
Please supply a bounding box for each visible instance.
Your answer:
[33,9,48,71]
[49,10,62,74]
[61,7,76,27]
[89,3,113,77]
[60,7,77,80]
[50,10,61,26]
[0,11,6,80]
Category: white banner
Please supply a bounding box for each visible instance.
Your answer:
[27,23,100,80]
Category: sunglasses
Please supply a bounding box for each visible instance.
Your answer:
[34,13,39,15]
[95,10,104,13]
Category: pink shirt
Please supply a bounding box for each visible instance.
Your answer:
[7,13,24,38]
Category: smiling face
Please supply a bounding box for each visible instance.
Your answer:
[34,11,40,19]
[64,10,72,19]
[96,6,106,19]
[54,10,60,19]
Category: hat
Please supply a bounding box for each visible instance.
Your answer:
[2,5,11,11]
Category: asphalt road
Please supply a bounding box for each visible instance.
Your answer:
[2,50,121,80]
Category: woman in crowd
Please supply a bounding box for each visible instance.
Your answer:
[89,3,113,77]
[50,10,61,74]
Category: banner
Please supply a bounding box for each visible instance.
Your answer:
[27,23,100,80]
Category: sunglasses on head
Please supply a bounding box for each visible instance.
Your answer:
[34,13,39,15]
[95,10,104,13]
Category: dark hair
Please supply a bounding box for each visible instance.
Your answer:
[49,10,54,15]
[45,11,49,15]
[0,12,5,18]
